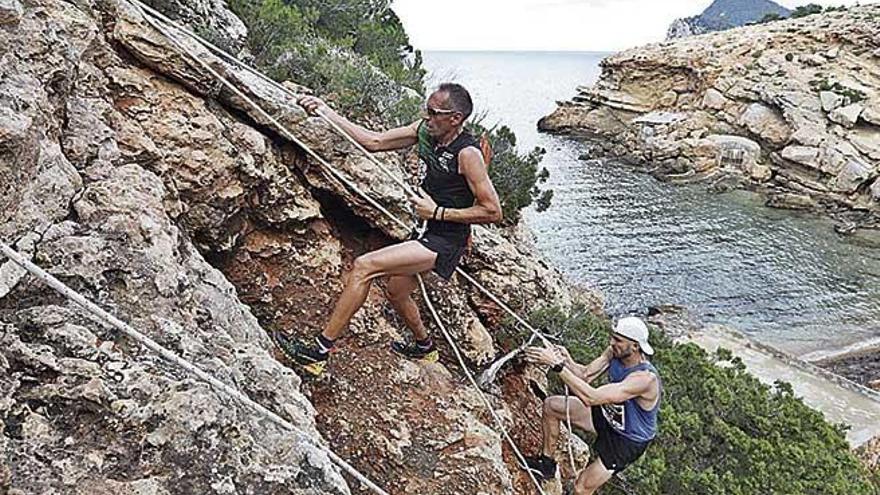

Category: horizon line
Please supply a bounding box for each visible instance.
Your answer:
[420,48,618,54]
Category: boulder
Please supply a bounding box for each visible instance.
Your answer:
[872,179,880,202]
[702,88,729,110]
[781,145,821,167]
[862,102,880,126]
[790,123,826,147]
[660,90,678,106]
[834,159,872,193]
[138,0,249,54]
[820,91,844,113]
[849,129,880,161]
[829,103,863,128]
[739,102,791,146]
[749,163,773,182]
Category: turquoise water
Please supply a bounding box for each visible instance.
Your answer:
[423,50,880,357]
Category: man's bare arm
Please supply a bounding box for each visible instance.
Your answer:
[299,96,419,152]
[441,148,503,224]
[559,368,656,407]
[576,346,613,383]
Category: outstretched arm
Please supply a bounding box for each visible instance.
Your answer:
[299,96,419,152]
[525,345,610,383]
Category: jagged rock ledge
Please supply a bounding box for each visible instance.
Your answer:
[539,4,880,237]
[0,0,599,493]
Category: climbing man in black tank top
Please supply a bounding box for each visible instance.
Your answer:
[272,83,503,377]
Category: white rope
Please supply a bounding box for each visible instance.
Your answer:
[417,274,548,495]
[131,1,409,234]
[564,385,577,476]
[131,0,419,200]
[0,242,390,495]
[130,0,555,349]
[126,2,580,485]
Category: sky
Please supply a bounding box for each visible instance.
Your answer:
[391,0,874,52]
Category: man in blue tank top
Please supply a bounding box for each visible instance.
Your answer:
[271,84,502,377]
[524,317,661,495]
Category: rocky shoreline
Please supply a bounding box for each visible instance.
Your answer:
[539,4,880,241]
[815,347,880,391]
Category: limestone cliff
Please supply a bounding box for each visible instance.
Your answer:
[0,0,595,493]
[540,4,880,235]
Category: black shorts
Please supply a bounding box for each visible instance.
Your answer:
[591,406,651,473]
[417,230,468,280]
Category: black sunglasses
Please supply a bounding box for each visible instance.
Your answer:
[424,106,458,118]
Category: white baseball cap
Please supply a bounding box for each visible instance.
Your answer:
[614,316,654,356]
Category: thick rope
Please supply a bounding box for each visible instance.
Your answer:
[131,1,409,234]
[417,274,548,495]
[0,242,390,495]
[130,0,554,350]
[128,2,580,486]
[564,385,578,475]
[132,0,419,200]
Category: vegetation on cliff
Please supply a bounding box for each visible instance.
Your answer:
[226,0,422,123]
[527,307,878,494]
[468,122,552,225]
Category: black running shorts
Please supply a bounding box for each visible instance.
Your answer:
[591,406,651,473]
[417,230,468,280]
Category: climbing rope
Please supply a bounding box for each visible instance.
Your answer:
[129,0,554,351]
[127,2,583,490]
[0,242,390,495]
[418,274,547,495]
[564,385,578,475]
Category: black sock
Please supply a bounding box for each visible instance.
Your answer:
[316,335,335,354]
[415,337,433,350]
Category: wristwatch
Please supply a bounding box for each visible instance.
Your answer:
[550,361,565,373]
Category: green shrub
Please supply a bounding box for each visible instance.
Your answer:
[285,0,425,93]
[759,12,783,23]
[791,3,824,18]
[522,306,878,495]
[227,0,421,122]
[466,122,552,225]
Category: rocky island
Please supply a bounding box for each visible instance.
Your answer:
[540,4,880,239]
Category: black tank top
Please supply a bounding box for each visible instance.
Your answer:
[417,121,478,239]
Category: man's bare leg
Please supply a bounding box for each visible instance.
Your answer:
[321,240,436,340]
[272,241,437,375]
[573,459,613,495]
[386,274,429,341]
[541,395,594,457]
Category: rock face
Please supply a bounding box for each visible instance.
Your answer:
[1,0,591,493]
[666,0,791,40]
[541,4,880,231]
[141,0,248,54]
